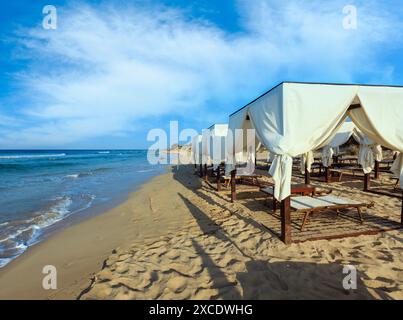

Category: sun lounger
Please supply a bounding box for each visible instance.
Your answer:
[261,184,317,212]
[380,159,394,170]
[290,195,374,231]
[329,166,360,181]
[222,173,261,188]
[310,163,323,174]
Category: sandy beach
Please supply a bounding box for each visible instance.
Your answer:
[2,0,403,305]
[0,163,401,300]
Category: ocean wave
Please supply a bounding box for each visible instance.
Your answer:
[97,151,110,154]
[137,169,155,173]
[0,258,12,268]
[65,174,80,179]
[63,167,111,180]
[0,153,66,160]
[32,196,73,228]
[0,194,96,268]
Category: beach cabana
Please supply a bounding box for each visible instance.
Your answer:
[208,124,229,169]
[200,124,228,181]
[321,121,356,167]
[300,121,358,182]
[191,134,203,175]
[226,82,403,244]
[314,121,384,184]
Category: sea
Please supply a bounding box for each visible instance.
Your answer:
[0,150,167,268]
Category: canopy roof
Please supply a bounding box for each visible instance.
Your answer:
[227,82,403,200]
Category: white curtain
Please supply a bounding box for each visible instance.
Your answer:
[225,110,260,176]
[322,146,334,168]
[225,109,248,175]
[247,83,358,200]
[300,151,314,174]
[349,86,403,186]
[237,147,256,175]
[351,127,383,173]
[391,153,403,179]
[373,145,383,162]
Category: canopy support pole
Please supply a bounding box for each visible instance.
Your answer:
[280,196,292,244]
[305,162,310,185]
[230,170,236,202]
[325,167,331,183]
[333,155,339,165]
[401,191,403,225]
[199,164,203,178]
[203,164,208,182]
[217,166,221,192]
[364,173,371,192]
[374,161,380,179]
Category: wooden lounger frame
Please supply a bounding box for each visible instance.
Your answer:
[225,170,263,202]
[222,174,261,188]
[292,199,375,232]
[329,166,361,182]
[261,185,320,212]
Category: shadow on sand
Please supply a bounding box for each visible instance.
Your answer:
[191,235,392,299]
[171,165,398,299]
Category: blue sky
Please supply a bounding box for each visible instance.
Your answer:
[0,0,402,149]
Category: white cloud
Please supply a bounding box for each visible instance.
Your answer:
[1,0,401,147]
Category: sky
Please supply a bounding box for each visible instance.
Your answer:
[0,0,402,149]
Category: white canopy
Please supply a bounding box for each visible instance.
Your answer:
[320,121,383,172]
[327,121,356,150]
[307,121,357,172]
[208,124,228,169]
[191,135,202,165]
[227,82,403,200]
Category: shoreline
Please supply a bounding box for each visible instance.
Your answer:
[0,169,190,300]
[0,162,165,271]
